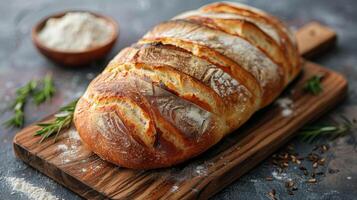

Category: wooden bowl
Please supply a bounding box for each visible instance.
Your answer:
[32,11,118,67]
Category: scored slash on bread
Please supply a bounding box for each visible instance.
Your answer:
[74,2,301,169]
[140,19,285,106]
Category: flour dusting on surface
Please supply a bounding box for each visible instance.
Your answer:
[170,185,179,192]
[68,129,81,141]
[55,128,84,164]
[57,142,80,164]
[194,165,208,176]
[271,171,290,181]
[5,176,59,200]
[57,144,68,151]
[276,97,294,117]
[166,161,212,194]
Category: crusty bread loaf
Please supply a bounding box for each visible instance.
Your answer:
[74,2,300,169]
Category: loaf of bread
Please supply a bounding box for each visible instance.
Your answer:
[74,2,300,169]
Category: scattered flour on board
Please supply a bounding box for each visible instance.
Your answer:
[5,176,59,200]
[170,185,179,192]
[194,165,208,177]
[191,188,199,193]
[56,129,81,164]
[68,128,81,141]
[168,162,213,194]
[57,144,68,151]
[276,97,294,117]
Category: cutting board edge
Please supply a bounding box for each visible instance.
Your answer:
[11,20,348,199]
[13,61,348,199]
[13,142,106,200]
[197,68,348,199]
[12,62,349,200]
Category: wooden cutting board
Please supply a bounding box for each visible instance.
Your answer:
[13,22,346,200]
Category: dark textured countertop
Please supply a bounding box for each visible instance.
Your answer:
[0,0,356,199]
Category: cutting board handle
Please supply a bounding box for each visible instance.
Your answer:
[296,21,337,58]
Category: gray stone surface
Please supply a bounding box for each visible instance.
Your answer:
[0,0,356,199]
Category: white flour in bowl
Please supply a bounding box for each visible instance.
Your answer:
[38,12,114,52]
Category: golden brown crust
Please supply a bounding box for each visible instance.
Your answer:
[74,2,300,169]
[140,19,285,106]
[74,73,227,169]
[199,2,301,81]
[177,16,290,85]
[107,43,257,127]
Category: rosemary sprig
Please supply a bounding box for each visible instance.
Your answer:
[3,80,37,128]
[304,74,324,95]
[299,116,354,143]
[3,75,56,128]
[34,99,78,143]
[33,74,55,105]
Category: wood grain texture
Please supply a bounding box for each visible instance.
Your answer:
[13,22,346,199]
[296,21,337,58]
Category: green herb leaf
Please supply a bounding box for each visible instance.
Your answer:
[299,116,354,143]
[3,80,37,128]
[35,99,78,143]
[303,74,324,95]
[3,75,57,128]
[33,74,55,105]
